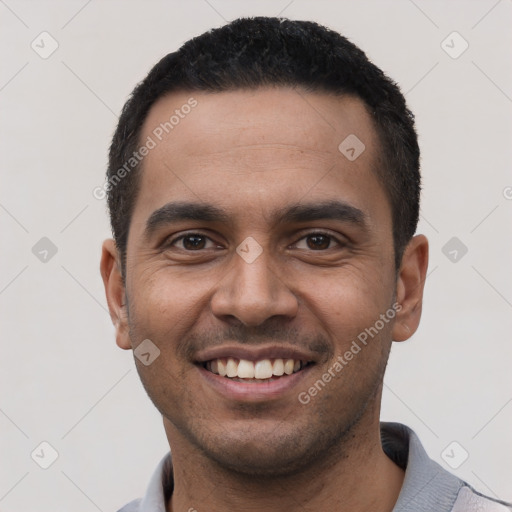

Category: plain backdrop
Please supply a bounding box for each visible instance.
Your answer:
[1,1,511,510]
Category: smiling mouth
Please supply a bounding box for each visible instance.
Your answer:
[202,357,313,382]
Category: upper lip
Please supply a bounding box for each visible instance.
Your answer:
[194,344,319,364]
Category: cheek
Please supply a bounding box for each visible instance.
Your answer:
[302,263,394,345]
[126,269,202,411]
[128,264,211,335]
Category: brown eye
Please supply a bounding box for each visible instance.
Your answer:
[306,234,331,250]
[182,235,206,250]
[294,232,342,251]
[169,233,216,251]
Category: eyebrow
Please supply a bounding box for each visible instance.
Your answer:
[144,202,231,239]
[143,199,367,239]
[276,200,365,226]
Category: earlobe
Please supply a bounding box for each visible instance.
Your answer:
[392,235,429,342]
[100,239,132,350]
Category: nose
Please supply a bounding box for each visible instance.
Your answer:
[210,245,299,327]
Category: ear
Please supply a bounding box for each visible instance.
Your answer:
[100,239,131,350]
[392,234,429,342]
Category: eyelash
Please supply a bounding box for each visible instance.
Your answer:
[166,231,344,251]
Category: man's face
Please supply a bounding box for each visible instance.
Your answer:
[114,88,403,475]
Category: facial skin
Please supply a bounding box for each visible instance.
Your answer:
[101,87,428,512]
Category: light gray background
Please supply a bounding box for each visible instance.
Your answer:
[1,0,511,510]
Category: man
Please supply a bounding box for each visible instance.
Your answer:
[100,17,511,512]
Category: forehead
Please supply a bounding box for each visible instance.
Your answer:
[131,87,389,233]
[142,87,375,163]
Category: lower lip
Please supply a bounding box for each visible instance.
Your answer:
[197,365,313,402]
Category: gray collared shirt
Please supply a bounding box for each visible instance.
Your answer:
[117,422,511,511]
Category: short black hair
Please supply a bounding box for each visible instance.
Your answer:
[107,16,420,275]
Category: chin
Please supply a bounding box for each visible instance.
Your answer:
[208,445,315,477]
[194,421,348,478]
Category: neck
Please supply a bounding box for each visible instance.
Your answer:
[164,402,404,512]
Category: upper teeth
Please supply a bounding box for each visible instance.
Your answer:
[207,358,304,379]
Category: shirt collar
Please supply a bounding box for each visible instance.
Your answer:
[381,422,462,511]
